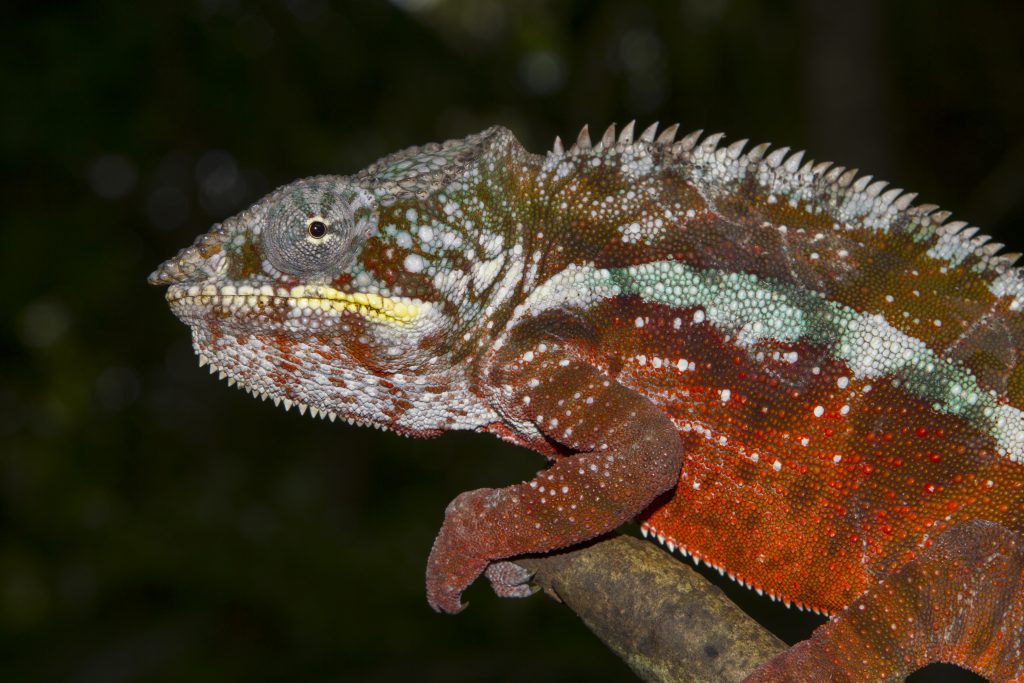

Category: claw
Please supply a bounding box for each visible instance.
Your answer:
[427,589,468,615]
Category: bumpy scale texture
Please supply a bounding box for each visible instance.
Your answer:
[152,123,1024,681]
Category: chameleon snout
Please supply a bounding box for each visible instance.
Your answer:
[149,226,230,286]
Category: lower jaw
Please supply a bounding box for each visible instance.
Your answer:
[187,341,379,428]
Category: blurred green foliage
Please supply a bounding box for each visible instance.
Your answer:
[1,1,1022,681]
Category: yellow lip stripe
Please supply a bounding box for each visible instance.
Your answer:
[293,285,421,323]
[167,283,422,324]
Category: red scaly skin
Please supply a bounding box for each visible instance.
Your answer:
[152,123,1024,680]
[746,520,1024,682]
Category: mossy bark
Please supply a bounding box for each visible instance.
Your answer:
[517,535,786,682]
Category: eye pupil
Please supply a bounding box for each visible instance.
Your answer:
[308,220,328,238]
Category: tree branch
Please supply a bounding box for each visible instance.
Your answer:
[516,534,786,683]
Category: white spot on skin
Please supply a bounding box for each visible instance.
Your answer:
[635,316,645,328]
[772,459,782,472]
[403,253,425,273]
[720,389,731,403]
[813,405,824,417]
[693,309,705,324]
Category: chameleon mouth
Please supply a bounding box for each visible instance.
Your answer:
[166,283,422,324]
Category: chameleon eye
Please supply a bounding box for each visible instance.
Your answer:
[307,218,329,239]
[264,184,370,278]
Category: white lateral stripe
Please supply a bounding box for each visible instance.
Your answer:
[514,259,1024,462]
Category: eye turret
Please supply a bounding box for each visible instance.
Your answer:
[264,184,366,278]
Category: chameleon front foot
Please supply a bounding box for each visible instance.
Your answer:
[424,535,538,611]
[423,490,555,610]
[425,488,496,613]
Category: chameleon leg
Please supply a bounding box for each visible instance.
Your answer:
[746,520,1024,682]
[425,356,685,613]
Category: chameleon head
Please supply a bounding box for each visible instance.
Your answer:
[148,176,456,434]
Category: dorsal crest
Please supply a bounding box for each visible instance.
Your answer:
[547,121,1023,301]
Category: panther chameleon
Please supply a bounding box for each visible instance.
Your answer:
[150,122,1024,681]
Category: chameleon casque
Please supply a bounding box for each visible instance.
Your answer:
[151,122,1024,681]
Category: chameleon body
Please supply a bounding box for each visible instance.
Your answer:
[151,123,1024,680]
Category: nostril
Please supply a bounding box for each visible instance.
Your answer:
[147,255,189,285]
[148,242,201,285]
[149,226,230,286]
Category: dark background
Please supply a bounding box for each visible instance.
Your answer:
[3,1,1023,681]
